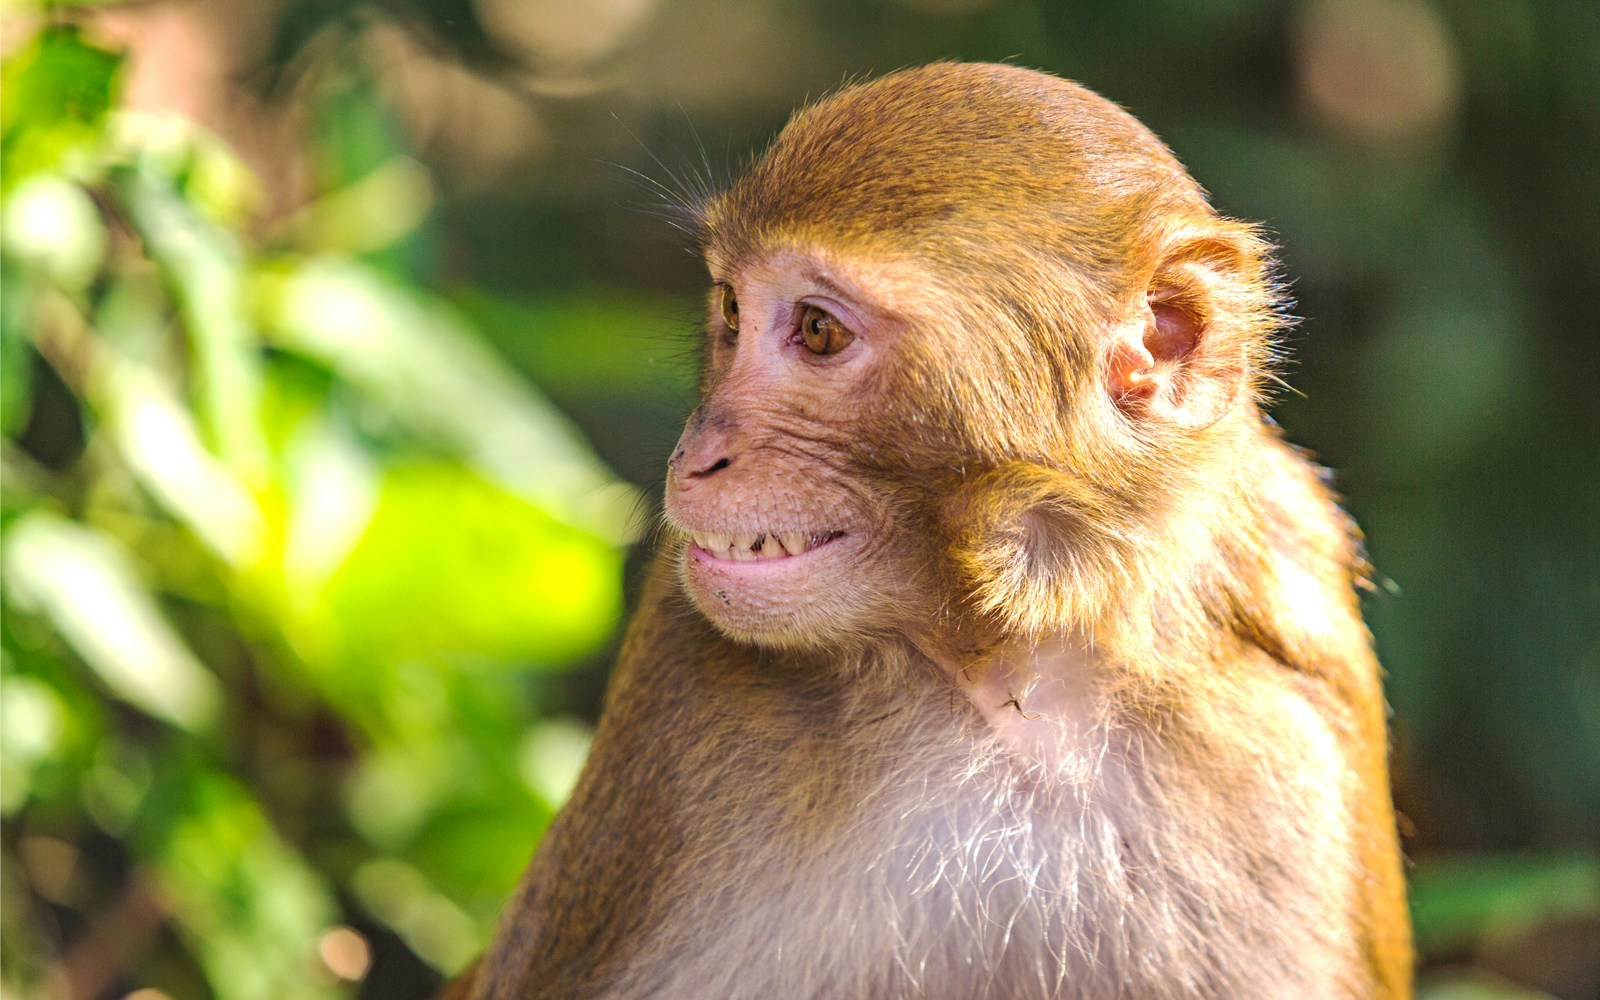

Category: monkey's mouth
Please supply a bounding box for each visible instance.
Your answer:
[687,530,847,564]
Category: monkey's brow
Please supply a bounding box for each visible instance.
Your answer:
[805,269,886,316]
[808,272,851,298]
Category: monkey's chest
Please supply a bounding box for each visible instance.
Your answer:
[726,743,1320,1000]
[624,678,1347,1000]
[851,755,1145,997]
[687,740,1168,999]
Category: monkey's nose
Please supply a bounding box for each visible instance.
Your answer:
[669,412,737,481]
[682,454,732,479]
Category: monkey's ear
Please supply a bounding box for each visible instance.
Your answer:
[1107,237,1259,431]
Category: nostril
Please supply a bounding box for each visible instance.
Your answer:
[691,456,732,478]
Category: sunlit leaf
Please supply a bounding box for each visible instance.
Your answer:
[311,462,622,668]
[2,511,221,731]
[0,173,107,291]
[102,362,265,567]
[279,417,379,592]
[453,289,696,489]
[352,857,479,974]
[107,111,264,227]
[0,25,119,191]
[0,672,64,813]
[258,258,639,543]
[518,717,592,809]
[116,160,267,476]
[284,155,435,257]
[345,741,455,851]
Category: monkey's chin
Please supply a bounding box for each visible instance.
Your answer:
[679,534,865,645]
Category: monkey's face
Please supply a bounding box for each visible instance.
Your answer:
[664,248,932,647]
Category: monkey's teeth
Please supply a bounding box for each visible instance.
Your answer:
[692,529,830,559]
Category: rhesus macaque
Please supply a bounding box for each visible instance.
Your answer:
[465,63,1412,999]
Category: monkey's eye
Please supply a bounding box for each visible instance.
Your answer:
[798,305,854,356]
[718,284,740,332]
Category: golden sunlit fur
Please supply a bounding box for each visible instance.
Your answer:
[463,63,1411,999]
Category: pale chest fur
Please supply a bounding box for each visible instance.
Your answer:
[603,643,1364,1000]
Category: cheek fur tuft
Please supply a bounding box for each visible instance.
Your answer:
[943,462,1138,637]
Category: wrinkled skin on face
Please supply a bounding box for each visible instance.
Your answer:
[665,251,906,644]
[665,62,1281,653]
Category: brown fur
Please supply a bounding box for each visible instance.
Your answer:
[460,63,1411,999]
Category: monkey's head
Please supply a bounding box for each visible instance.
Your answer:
[664,63,1282,649]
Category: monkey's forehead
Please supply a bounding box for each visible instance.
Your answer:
[700,63,1204,263]
[700,241,953,315]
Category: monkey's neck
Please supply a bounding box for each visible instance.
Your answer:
[894,630,1111,778]
[961,635,1107,776]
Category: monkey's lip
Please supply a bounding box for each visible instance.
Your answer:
[687,529,847,565]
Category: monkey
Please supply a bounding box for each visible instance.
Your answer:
[459,62,1412,999]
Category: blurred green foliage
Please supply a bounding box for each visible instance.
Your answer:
[1,22,633,1000]
[2,1,1597,999]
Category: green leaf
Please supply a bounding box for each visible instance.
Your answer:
[1417,969,1560,1000]
[149,768,344,1000]
[277,416,379,592]
[310,462,623,668]
[351,857,479,974]
[108,111,264,227]
[285,155,435,258]
[257,258,639,544]
[1410,852,1600,956]
[100,361,266,567]
[0,671,65,813]
[0,25,120,190]
[405,797,550,912]
[0,173,107,290]
[116,167,268,477]
[0,614,107,813]
[518,716,592,810]
[0,258,34,437]
[2,510,222,731]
